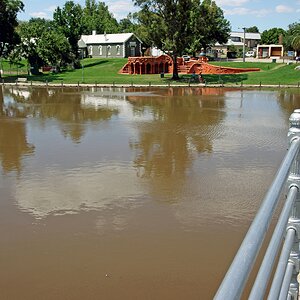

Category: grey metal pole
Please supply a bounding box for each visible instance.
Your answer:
[287,109,300,300]
[214,138,300,300]
[267,228,296,299]
[81,51,84,83]
[279,261,294,300]
[288,265,299,300]
[249,187,298,300]
[243,27,246,63]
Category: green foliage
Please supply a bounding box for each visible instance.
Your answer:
[119,13,138,33]
[135,0,192,54]
[82,0,119,34]
[18,18,50,73]
[18,18,72,72]
[37,31,72,67]
[134,0,193,79]
[0,0,24,57]
[227,45,237,52]
[53,1,84,64]
[284,22,300,52]
[246,26,259,33]
[189,0,230,54]
[134,0,230,79]
[261,28,286,44]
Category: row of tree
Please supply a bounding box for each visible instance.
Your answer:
[1,0,230,78]
[2,0,300,79]
[2,0,122,73]
[260,25,300,52]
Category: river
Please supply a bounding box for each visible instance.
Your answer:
[0,86,300,299]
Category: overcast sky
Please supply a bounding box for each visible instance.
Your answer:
[18,0,300,32]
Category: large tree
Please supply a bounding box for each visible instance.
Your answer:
[134,0,229,79]
[261,27,286,44]
[53,1,84,67]
[18,18,72,74]
[135,0,193,80]
[82,0,119,34]
[119,13,138,33]
[0,0,24,58]
[188,0,230,55]
[284,22,300,53]
[37,31,72,67]
[18,18,50,74]
[246,26,259,33]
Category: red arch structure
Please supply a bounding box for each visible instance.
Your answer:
[119,55,173,75]
[119,55,260,75]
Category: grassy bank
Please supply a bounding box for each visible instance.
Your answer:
[2,58,300,86]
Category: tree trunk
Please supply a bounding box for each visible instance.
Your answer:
[172,54,180,80]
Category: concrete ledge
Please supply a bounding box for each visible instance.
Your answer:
[16,78,28,83]
[1,80,300,89]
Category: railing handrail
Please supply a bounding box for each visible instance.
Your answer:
[249,186,298,299]
[214,110,300,300]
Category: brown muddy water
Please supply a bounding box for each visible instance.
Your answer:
[0,86,300,299]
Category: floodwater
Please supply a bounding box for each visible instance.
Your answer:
[0,86,300,299]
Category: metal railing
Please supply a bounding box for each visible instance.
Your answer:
[214,109,300,300]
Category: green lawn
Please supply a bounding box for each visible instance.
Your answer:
[2,58,300,86]
[1,59,28,75]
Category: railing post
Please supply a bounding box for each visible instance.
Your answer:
[287,109,300,299]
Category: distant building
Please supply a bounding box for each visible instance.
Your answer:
[211,31,261,58]
[256,44,284,58]
[78,31,142,58]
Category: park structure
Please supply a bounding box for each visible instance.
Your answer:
[119,55,260,75]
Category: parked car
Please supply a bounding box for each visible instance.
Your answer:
[245,51,255,57]
[182,55,190,61]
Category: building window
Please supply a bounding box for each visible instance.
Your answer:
[98,46,102,55]
[107,45,111,56]
[116,45,120,56]
[88,46,93,56]
[230,37,241,42]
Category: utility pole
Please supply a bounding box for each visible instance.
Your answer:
[81,51,84,83]
[243,27,246,63]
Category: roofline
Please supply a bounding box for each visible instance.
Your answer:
[123,33,143,44]
[81,32,143,44]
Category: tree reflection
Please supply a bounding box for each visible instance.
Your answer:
[277,90,300,122]
[0,87,35,173]
[127,87,226,200]
[1,86,119,172]
[4,86,119,143]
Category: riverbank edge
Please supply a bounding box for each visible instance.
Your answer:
[2,82,300,89]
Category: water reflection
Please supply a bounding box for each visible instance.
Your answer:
[1,86,229,218]
[1,86,298,221]
[15,164,144,219]
[0,86,119,174]
[5,86,119,142]
[0,88,35,173]
[2,86,300,299]
[277,89,300,121]
[127,88,226,201]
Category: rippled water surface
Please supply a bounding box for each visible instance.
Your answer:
[1,86,300,299]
